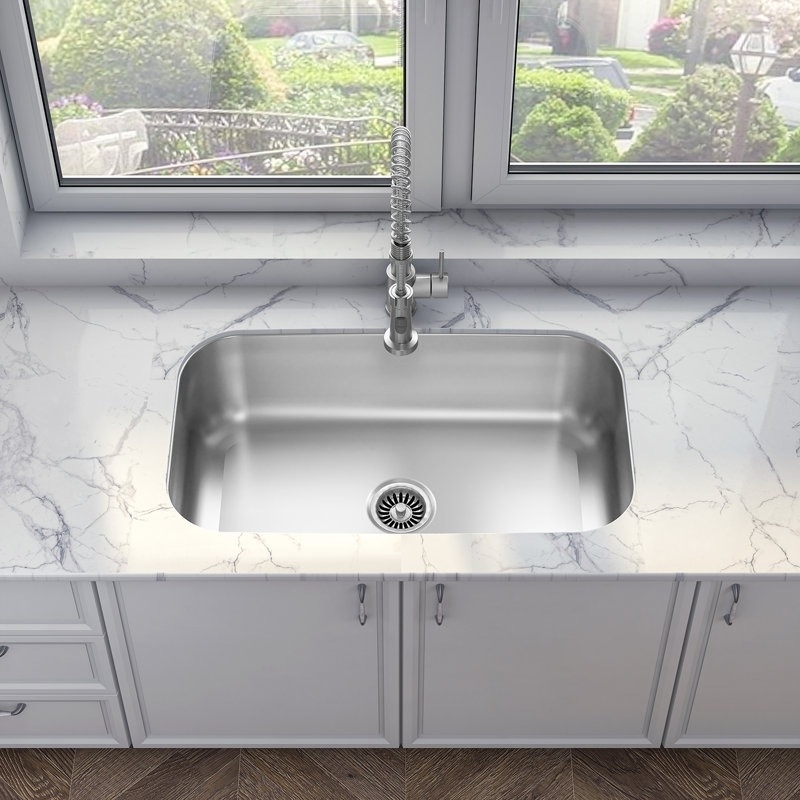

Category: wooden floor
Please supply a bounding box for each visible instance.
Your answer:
[1,748,799,800]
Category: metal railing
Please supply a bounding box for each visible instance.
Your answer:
[106,108,395,176]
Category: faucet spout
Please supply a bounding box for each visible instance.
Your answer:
[384,282,418,355]
[385,126,418,355]
[384,126,448,355]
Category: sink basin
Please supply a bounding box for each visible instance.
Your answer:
[168,331,633,534]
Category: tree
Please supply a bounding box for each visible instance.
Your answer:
[701,0,800,57]
[49,0,267,110]
[29,0,75,39]
[623,65,786,163]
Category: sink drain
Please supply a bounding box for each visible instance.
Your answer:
[367,480,435,532]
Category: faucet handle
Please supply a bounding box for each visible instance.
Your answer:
[430,249,448,298]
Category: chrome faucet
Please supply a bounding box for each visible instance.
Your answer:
[384,126,448,356]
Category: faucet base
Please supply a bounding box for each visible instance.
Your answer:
[384,328,418,356]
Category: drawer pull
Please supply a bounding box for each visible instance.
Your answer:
[435,583,445,626]
[357,583,367,626]
[0,703,25,717]
[724,583,740,626]
[0,646,8,658]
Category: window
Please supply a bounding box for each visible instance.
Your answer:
[2,0,799,212]
[473,0,800,206]
[0,0,445,211]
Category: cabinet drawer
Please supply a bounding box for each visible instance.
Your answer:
[0,697,128,746]
[0,582,103,635]
[0,641,114,692]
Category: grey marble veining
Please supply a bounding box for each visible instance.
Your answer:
[0,208,798,287]
[0,283,797,579]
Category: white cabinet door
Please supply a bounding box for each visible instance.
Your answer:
[666,580,800,746]
[112,580,400,747]
[403,579,690,747]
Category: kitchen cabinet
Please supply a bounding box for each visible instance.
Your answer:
[402,579,693,747]
[104,580,400,746]
[666,580,800,746]
[0,581,128,746]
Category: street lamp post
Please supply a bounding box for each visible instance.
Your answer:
[729,15,777,162]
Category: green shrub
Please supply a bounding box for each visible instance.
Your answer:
[511,97,619,162]
[775,129,800,162]
[278,59,401,121]
[49,0,267,109]
[30,0,74,39]
[623,65,785,163]
[513,67,630,135]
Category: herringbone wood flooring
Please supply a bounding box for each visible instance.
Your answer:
[0,748,798,799]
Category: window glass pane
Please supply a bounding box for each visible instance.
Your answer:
[512,0,800,171]
[25,0,404,182]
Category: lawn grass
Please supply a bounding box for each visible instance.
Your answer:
[630,88,673,110]
[360,32,401,58]
[248,37,282,62]
[599,48,682,70]
[248,32,401,62]
[629,72,684,90]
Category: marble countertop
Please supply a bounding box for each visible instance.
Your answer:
[3,281,800,581]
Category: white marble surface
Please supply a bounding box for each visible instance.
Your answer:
[1,282,799,580]
[0,208,797,287]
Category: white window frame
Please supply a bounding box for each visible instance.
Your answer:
[0,0,445,212]
[472,0,800,207]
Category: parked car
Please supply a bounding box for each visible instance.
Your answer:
[515,55,635,139]
[275,30,375,68]
[762,66,800,129]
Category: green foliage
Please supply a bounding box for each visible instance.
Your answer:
[30,0,74,39]
[775,129,800,162]
[511,97,619,162]
[49,0,267,109]
[513,67,630,136]
[623,65,786,163]
[278,59,401,121]
[666,0,692,16]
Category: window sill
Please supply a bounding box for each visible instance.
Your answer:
[4,208,799,287]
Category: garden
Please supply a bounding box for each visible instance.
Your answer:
[511,0,800,164]
[26,0,800,174]
[33,0,403,177]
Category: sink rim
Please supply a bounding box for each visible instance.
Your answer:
[167,328,636,534]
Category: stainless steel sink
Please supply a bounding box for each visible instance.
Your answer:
[168,331,633,534]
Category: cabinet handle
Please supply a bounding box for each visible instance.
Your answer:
[724,583,740,626]
[0,646,8,658]
[435,583,445,626]
[357,583,367,626]
[0,704,25,717]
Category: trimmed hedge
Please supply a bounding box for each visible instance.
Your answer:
[513,67,631,136]
[49,0,267,109]
[511,97,619,162]
[278,59,402,121]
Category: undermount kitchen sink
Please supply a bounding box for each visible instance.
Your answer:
[167,331,633,534]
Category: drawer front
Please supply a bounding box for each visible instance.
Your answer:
[0,698,128,746]
[0,583,103,635]
[0,642,114,692]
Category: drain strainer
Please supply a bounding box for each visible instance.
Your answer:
[367,479,435,532]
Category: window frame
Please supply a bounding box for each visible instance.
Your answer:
[471,0,800,208]
[0,0,446,213]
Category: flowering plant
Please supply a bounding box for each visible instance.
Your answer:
[648,17,688,59]
[48,94,103,127]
